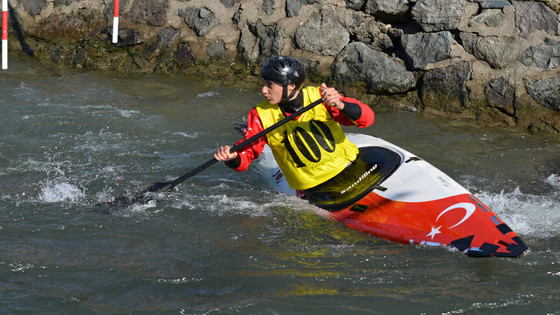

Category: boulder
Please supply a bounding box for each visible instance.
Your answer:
[174,42,197,64]
[525,76,560,111]
[411,0,464,32]
[518,38,560,70]
[419,61,472,113]
[460,33,517,69]
[485,76,516,116]
[262,0,276,15]
[179,7,219,36]
[513,1,560,39]
[364,0,410,22]
[207,38,226,61]
[400,31,453,70]
[127,0,169,27]
[469,9,507,28]
[238,20,284,63]
[19,0,47,16]
[286,0,318,18]
[148,28,180,53]
[54,0,82,6]
[332,42,416,94]
[476,0,511,9]
[346,0,366,11]
[294,5,350,56]
[348,14,393,52]
[220,0,243,9]
[116,29,143,47]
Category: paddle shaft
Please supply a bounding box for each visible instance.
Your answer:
[166,98,325,191]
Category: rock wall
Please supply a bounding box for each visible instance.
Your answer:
[4,0,560,133]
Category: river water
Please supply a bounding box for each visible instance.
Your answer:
[1,55,559,314]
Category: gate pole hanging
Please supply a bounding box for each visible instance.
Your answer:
[2,0,7,69]
[112,0,119,43]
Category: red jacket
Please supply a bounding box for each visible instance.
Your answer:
[231,96,374,172]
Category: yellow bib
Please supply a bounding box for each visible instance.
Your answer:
[256,86,359,190]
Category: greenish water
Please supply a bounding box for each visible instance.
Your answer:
[1,55,560,314]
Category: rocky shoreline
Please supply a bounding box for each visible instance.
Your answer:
[4,0,560,134]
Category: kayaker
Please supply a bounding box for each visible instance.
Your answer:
[214,55,374,198]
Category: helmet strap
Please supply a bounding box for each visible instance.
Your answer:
[282,84,298,102]
[282,84,289,102]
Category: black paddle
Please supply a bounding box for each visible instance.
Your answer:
[97,98,325,207]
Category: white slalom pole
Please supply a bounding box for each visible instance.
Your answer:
[2,0,7,69]
[112,0,119,43]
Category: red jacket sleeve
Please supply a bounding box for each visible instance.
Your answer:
[230,107,267,172]
[326,96,375,128]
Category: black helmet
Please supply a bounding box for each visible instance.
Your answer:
[261,56,305,90]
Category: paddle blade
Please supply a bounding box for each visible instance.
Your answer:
[96,181,174,208]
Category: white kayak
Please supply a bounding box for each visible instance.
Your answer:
[256,133,529,258]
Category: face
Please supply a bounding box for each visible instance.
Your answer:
[261,80,295,104]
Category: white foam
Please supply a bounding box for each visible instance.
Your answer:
[172,131,199,139]
[545,174,560,189]
[118,109,140,117]
[196,91,218,98]
[39,180,84,203]
[477,187,560,239]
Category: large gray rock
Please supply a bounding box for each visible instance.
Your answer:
[237,20,284,63]
[468,8,507,28]
[54,0,81,6]
[364,0,410,21]
[207,38,226,61]
[286,0,318,18]
[249,20,284,59]
[348,15,393,52]
[513,1,560,39]
[346,0,366,11]
[485,76,516,116]
[294,5,349,56]
[220,0,243,9]
[419,61,472,113]
[19,0,47,16]
[525,76,560,111]
[476,0,511,9]
[460,33,517,69]
[179,7,219,36]
[262,0,275,15]
[400,31,453,70]
[332,42,416,94]
[127,0,169,26]
[518,38,560,70]
[116,29,142,47]
[411,0,464,32]
[148,28,180,53]
[174,42,197,64]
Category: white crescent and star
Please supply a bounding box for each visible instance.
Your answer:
[426,202,476,240]
[427,225,442,239]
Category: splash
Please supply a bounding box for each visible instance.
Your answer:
[196,91,218,98]
[545,174,560,189]
[39,179,84,203]
[118,109,140,117]
[477,187,560,239]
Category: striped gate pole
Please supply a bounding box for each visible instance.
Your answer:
[112,0,119,43]
[2,0,7,69]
